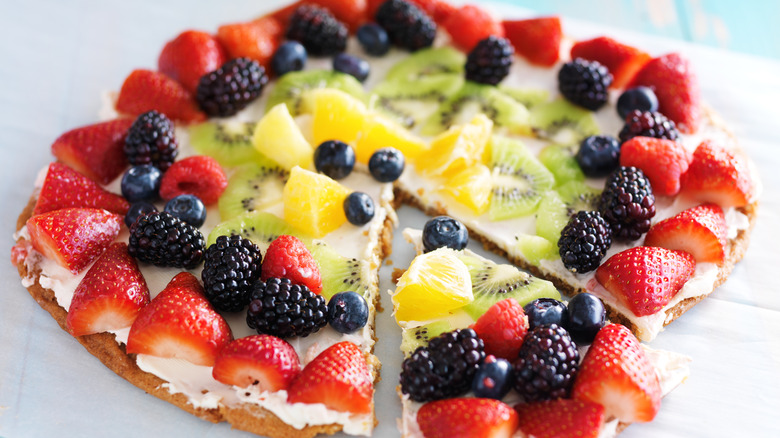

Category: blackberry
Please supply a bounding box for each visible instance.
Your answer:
[598,166,656,241]
[376,0,436,51]
[128,211,205,269]
[286,5,348,56]
[196,57,268,118]
[124,111,178,171]
[618,110,679,143]
[558,58,613,111]
[558,211,612,274]
[400,328,485,402]
[246,277,328,339]
[513,324,579,402]
[465,36,514,85]
[201,235,263,312]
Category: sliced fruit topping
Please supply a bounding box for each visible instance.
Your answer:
[573,323,662,423]
[217,17,283,68]
[202,235,263,312]
[500,87,550,109]
[308,241,370,300]
[619,109,680,144]
[265,69,365,116]
[51,119,133,185]
[287,341,373,414]
[247,277,328,338]
[513,324,579,402]
[212,334,300,390]
[558,210,612,274]
[158,30,227,93]
[558,58,612,111]
[189,121,269,167]
[422,215,468,252]
[471,298,528,361]
[465,36,514,86]
[570,36,651,89]
[502,16,562,67]
[128,211,205,269]
[679,140,755,208]
[515,398,605,438]
[218,163,287,220]
[598,166,656,241]
[472,356,514,400]
[530,98,600,145]
[438,164,492,215]
[66,243,150,336]
[418,398,518,438]
[375,0,436,51]
[309,88,368,146]
[34,163,129,216]
[261,235,322,294]
[287,4,348,56]
[644,203,727,263]
[400,320,453,356]
[355,113,428,163]
[124,110,179,172]
[515,234,558,266]
[620,136,692,196]
[253,103,314,170]
[196,57,268,118]
[159,155,227,205]
[283,166,350,237]
[443,4,503,52]
[416,113,492,177]
[208,211,312,249]
[115,69,206,124]
[538,143,584,186]
[595,246,696,317]
[327,291,369,334]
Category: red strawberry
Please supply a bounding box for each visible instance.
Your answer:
[158,30,228,93]
[51,119,133,185]
[26,208,122,273]
[126,272,233,367]
[158,155,227,205]
[287,341,372,414]
[115,69,206,124]
[629,53,700,133]
[502,17,562,67]
[306,0,368,32]
[417,398,519,438]
[66,243,150,336]
[261,235,323,294]
[443,4,504,52]
[679,140,754,207]
[407,0,456,24]
[570,36,651,89]
[33,162,129,216]
[11,241,30,265]
[514,398,605,438]
[619,136,693,196]
[595,246,695,317]
[644,203,728,263]
[217,18,283,68]
[471,298,528,361]
[212,334,301,391]
[572,324,662,423]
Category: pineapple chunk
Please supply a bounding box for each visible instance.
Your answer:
[415,114,492,177]
[355,113,428,164]
[283,166,350,237]
[310,88,368,146]
[439,163,492,215]
[253,103,313,170]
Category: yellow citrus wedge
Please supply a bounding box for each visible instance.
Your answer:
[253,103,313,170]
[310,88,368,146]
[415,113,492,177]
[439,163,492,215]
[283,166,350,237]
[354,113,428,164]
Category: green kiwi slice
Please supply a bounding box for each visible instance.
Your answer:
[207,211,313,250]
[530,98,600,145]
[308,241,370,301]
[217,163,288,221]
[265,70,366,116]
[369,75,463,129]
[189,121,269,167]
[383,47,465,82]
[499,87,550,109]
[538,144,585,186]
[515,234,558,266]
[536,180,602,245]
[400,320,453,357]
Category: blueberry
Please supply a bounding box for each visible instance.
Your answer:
[422,216,468,252]
[271,41,307,76]
[356,23,390,56]
[566,293,606,345]
[576,135,621,178]
[368,147,405,182]
[524,298,569,330]
[617,86,659,120]
[164,194,206,227]
[327,291,369,333]
[125,202,157,228]
[314,140,355,180]
[344,192,375,226]
[333,53,370,82]
[471,356,514,400]
[121,165,162,203]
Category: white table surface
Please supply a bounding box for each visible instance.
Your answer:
[1,1,779,437]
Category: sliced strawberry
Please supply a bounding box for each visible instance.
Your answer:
[212,334,301,390]
[11,241,30,265]
[570,36,651,89]
[261,235,323,294]
[115,69,206,124]
[306,0,367,32]
[51,119,133,185]
[644,203,727,263]
[502,17,562,67]
[126,272,233,367]
[66,243,150,336]
[573,324,662,423]
[158,30,228,93]
[217,18,283,68]
[629,53,700,133]
[471,298,528,361]
[33,162,129,216]
[158,155,227,205]
[514,398,605,438]
[443,4,504,52]
[26,208,122,273]
[595,246,695,317]
[417,398,519,438]
[619,136,693,196]
[679,140,754,207]
[287,341,372,414]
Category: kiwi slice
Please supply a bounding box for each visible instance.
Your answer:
[207,211,313,250]
[488,135,555,221]
[536,180,602,245]
[383,47,465,82]
[515,234,558,266]
[538,144,585,186]
[530,98,600,145]
[218,163,288,221]
[189,121,270,167]
[499,87,550,109]
[265,70,366,116]
[369,75,463,129]
[400,320,453,357]
[309,241,370,301]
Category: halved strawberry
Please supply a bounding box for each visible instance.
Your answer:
[619,136,692,196]
[26,208,122,273]
[261,235,323,294]
[66,243,150,336]
[570,36,651,89]
[573,324,662,423]
[595,246,695,317]
[629,53,700,133]
[471,298,528,361]
[679,140,754,207]
[514,398,605,438]
[126,272,233,367]
[51,119,133,185]
[212,334,301,390]
[502,17,562,67]
[644,203,727,263]
[115,69,206,124]
[417,398,519,438]
[158,155,227,205]
[217,18,283,68]
[287,341,372,414]
[443,4,504,52]
[34,162,129,216]
[158,30,228,93]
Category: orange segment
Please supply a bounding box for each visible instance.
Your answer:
[253,103,313,170]
[354,114,428,164]
[439,163,492,215]
[310,88,368,146]
[283,166,350,238]
[414,114,492,177]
